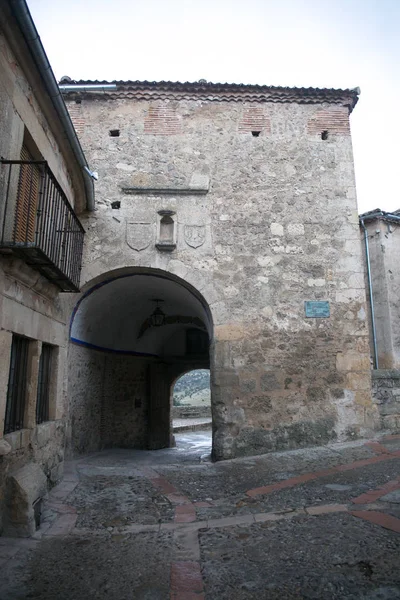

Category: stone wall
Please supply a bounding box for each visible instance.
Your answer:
[362,220,400,368]
[172,406,212,419]
[0,257,69,534]
[0,13,84,535]
[67,344,150,454]
[65,89,378,459]
[67,344,104,455]
[0,21,84,211]
[103,356,148,448]
[371,370,400,431]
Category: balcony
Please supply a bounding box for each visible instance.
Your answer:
[0,159,85,292]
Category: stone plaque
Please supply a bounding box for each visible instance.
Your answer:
[126,222,152,251]
[184,225,206,248]
[305,301,330,318]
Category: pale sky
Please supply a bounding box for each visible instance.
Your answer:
[29,0,400,214]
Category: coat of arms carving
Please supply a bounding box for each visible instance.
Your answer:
[184,225,206,248]
[126,221,153,251]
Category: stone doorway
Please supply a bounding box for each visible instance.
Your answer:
[67,268,214,456]
[172,369,212,434]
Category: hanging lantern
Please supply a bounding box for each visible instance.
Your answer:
[150,299,165,327]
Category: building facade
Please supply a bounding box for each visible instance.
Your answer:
[62,79,379,462]
[0,1,93,535]
[360,209,400,432]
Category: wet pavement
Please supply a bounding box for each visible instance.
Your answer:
[0,431,400,599]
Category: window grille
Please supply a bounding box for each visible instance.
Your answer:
[36,344,52,424]
[0,157,85,292]
[4,335,29,434]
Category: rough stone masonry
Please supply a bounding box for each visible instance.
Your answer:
[63,80,379,460]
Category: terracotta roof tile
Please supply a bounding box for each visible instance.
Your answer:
[59,78,359,111]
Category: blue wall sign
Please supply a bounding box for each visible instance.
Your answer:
[304,301,330,318]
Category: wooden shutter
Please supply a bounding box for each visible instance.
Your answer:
[14,145,40,243]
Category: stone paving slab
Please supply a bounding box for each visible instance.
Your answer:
[68,475,175,528]
[0,531,173,600]
[379,506,400,521]
[0,433,399,599]
[380,437,400,453]
[156,443,382,502]
[243,459,400,516]
[199,514,400,599]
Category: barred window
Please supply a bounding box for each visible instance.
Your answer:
[36,344,52,424]
[4,335,29,434]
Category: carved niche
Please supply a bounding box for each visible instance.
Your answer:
[156,210,176,252]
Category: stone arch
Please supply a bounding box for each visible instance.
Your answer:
[67,267,215,455]
[172,368,211,422]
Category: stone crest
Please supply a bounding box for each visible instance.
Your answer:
[184,225,206,248]
[126,222,153,251]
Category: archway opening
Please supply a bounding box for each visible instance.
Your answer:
[172,369,211,437]
[68,268,213,455]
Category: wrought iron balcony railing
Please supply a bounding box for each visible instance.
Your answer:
[0,159,85,292]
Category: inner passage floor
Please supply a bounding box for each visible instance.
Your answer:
[1,431,400,600]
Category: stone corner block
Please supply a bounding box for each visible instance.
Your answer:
[3,430,22,451]
[36,421,54,448]
[4,463,48,537]
[336,352,370,372]
[0,438,12,456]
[214,323,246,341]
[50,461,64,484]
[372,369,400,380]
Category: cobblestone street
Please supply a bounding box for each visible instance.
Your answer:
[1,431,400,600]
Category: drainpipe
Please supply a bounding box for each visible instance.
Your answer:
[9,0,95,211]
[59,85,117,93]
[360,218,379,369]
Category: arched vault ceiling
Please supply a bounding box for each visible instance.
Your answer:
[70,273,212,355]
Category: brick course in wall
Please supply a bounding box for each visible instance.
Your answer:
[144,105,182,135]
[238,107,271,134]
[66,102,85,136]
[307,107,350,136]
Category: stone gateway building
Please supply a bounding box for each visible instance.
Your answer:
[3,0,397,540]
[60,78,378,462]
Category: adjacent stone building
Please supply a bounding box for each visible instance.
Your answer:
[359,208,400,432]
[0,1,93,535]
[61,78,379,462]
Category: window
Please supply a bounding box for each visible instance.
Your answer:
[36,344,52,424]
[4,335,29,434]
